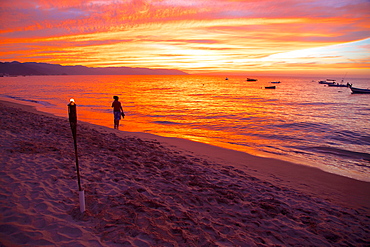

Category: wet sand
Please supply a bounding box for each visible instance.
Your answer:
[0,100,369,246]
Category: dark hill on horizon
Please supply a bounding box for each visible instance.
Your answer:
[0,61,188,76]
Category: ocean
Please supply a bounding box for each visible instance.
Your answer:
[1,75,369,181]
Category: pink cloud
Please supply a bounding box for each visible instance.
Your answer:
[0,0,369,74]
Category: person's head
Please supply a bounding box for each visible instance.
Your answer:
[113,96,119,100]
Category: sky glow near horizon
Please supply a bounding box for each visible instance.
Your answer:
[0,0,369,76]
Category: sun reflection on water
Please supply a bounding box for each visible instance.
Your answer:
[1,74,369,181]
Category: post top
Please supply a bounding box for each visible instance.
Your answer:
[68,98,76,106]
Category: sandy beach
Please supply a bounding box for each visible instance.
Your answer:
[0,99,369,246]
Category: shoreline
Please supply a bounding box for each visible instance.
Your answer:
[2,99,369,208]
[1,75,369,183]
[1,99,369,246]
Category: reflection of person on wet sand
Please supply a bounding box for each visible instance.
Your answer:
[111,96,123,129]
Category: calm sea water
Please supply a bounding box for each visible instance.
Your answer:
[1,75,369,181]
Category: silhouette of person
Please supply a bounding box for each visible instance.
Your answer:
[112,96,124,129]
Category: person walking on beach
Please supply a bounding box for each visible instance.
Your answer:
[112,96,124,129]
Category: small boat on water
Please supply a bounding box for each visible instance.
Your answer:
[246,78,257,81]
[327,82,352,87]
[264,86,276,89]
[270,81,280,84]
[225,77,229,80]
[318,79,336,85]
[349,86,370,94]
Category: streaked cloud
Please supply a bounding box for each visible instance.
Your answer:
[0,0,369,75]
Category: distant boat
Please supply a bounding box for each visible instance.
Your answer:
[270,81,281,84]
[318,79,336,85]
[264,86,276,89]
[350,86,370,94]
[225,77,229,80]
[327,82,351,87]
[246,78,257,81]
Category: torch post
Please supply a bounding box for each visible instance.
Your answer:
[68,99,85,213]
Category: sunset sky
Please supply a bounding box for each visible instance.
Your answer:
[1,0,369,76]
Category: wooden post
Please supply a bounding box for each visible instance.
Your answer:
[68,99,85,212]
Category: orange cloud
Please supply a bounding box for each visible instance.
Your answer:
[0,0,369,75]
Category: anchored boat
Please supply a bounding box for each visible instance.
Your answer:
[350,86,370,94]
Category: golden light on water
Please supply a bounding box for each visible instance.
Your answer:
[2,74,369,181]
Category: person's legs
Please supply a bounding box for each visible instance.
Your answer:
[113,111,121,129]
[114,119,120,129]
